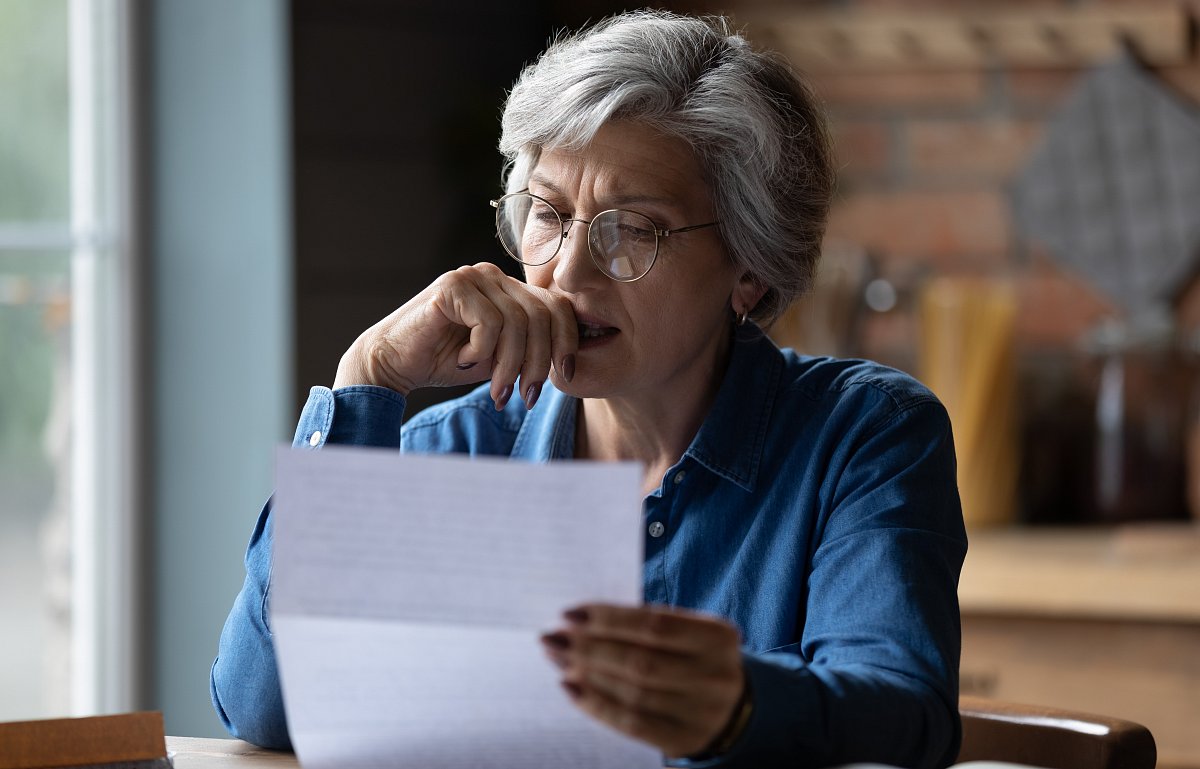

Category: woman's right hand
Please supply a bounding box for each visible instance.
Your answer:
[333,262,578,410]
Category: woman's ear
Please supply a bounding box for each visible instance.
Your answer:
[733,272,768,316]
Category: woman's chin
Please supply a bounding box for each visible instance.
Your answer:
[548,369,613,401]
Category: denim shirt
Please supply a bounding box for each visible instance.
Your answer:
[211,327,967,769]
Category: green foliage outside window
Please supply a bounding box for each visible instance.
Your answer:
[0,0,69,220]
[0,0,70,459]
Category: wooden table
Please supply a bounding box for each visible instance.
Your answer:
[958,523,1200,769]
[169,525,1200,768]
[167,737,297,768]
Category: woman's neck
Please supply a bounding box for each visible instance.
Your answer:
[575,339,733,495]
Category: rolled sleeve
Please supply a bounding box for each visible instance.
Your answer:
[210,498,291,749]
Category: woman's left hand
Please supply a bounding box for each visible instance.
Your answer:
[540,603,747,758]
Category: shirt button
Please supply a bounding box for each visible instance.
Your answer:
[648,521,665,538]
[308,431,322,447]
[673,470,686,485]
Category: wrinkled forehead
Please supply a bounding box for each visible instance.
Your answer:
[516,122,712,212]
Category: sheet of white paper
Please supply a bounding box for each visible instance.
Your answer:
[271,446,660,769]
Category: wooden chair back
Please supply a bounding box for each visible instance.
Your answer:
[958,696,1156,769]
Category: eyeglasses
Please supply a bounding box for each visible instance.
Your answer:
[490,190,720,282]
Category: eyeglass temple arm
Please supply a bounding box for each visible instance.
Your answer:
[660,221,721,237]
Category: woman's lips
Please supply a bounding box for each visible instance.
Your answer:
[576,319,620,349]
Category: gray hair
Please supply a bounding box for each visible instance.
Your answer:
[498,10,835,324]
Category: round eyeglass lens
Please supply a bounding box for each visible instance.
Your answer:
[495,193,562,266]
[588,210,658,281]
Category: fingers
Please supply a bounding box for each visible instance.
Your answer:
[564,603,742,655]
[533,285,579,386]
[494,279,552,408]
[541,604,746,757]
[561,678,708,757]
[499,279,578,400]
[469,278,531,408]
[553,634,726,693]
[435,263,577,409]
[338,262,577,396]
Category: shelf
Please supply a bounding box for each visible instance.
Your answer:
[958,523,1200,623]
[743,5,1193,71]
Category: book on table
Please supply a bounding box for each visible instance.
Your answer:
[0,711,170,769]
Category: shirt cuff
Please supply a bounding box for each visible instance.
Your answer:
[291,385,407,450]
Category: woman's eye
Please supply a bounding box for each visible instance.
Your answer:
[619,223,655,239]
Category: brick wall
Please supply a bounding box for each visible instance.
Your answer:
[684,0,1200,522]
[817,63,1124,365]
[773,1,1200,360]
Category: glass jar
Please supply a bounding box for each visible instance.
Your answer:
[1081,316,1193,523]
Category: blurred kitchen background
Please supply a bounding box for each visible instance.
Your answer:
[1,0,1198,764]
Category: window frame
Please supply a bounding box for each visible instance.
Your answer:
[66,0,143,715]
[0,0,139,716]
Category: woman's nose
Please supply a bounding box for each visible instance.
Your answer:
[553,221,603,292]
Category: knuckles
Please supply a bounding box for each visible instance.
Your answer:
[468,261,505,278]
[526,304,552,327]
[444,262,503,287]
[441,264,566,326]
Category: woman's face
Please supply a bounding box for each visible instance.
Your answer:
[524,121,756,404]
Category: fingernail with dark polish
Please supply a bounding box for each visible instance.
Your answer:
[561,354,576,383]
[525,382,543,410]
[563,607,589,624]
[561,681,583,699]
[456,361,477,371]
[540,631,571,651]
[495,384,513,411]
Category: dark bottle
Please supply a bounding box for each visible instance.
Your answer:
[1083,315,1191,523]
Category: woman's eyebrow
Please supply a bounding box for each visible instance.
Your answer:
[607,192,678,209]
[527,175,565,197]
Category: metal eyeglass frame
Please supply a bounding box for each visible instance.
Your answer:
[489,189,720,283]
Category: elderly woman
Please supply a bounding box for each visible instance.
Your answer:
[211,10,966,769]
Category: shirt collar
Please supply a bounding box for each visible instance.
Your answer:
[510,384,576,461]
[510,325,783,491]
[683,325,782,492]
